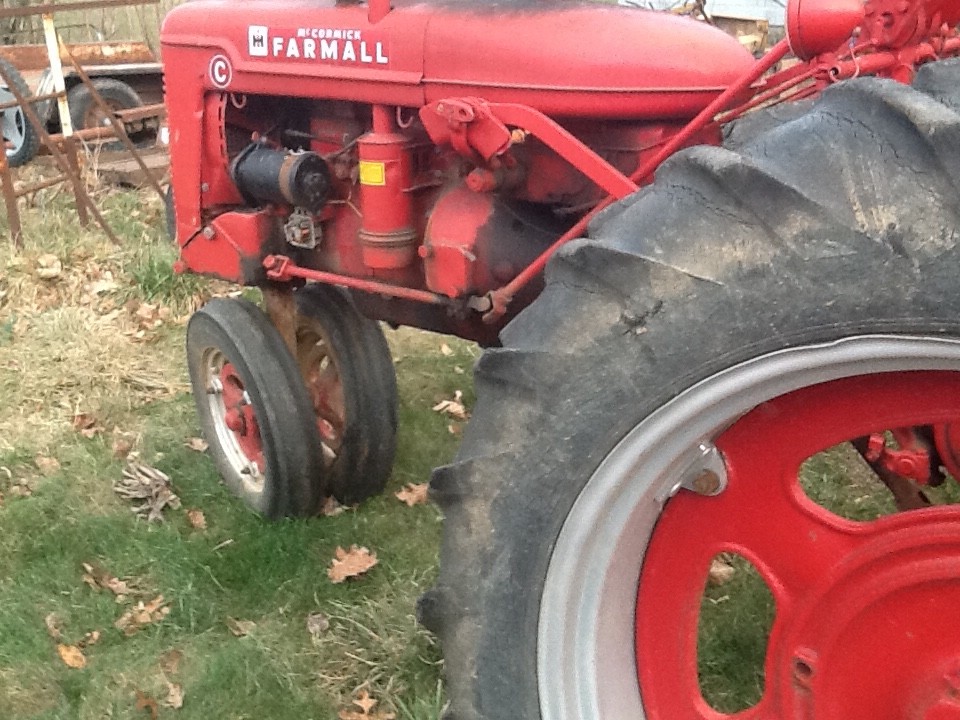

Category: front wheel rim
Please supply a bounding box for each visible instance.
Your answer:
[537,335,960,720]
[202,348,266,494]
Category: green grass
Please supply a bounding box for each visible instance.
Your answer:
[4,181,956,718]
[0,185,480,718]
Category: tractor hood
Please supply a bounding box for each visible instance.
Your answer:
[161,0,755,119]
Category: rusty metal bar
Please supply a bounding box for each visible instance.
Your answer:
[60,41,166,199]
[0,0,158,21]
[13,174,70,196]
[0,90,64,112]
[62,136,88,225]
[0,146,23,248]
[0,59,120,244]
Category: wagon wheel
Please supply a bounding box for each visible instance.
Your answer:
[423,62,960,720]
[66,78,153,147]
[186,298,326,519]
[295,285,398,505]
[0,58,39,167]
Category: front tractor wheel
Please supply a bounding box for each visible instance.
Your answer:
[187,298,326,519]
[294,285,398,505]
[424,62,960,720]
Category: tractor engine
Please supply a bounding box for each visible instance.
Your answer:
[161,0,754,339]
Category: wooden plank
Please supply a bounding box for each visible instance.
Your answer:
[96,147,168,187]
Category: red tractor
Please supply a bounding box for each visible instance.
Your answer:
[162,1,960,717]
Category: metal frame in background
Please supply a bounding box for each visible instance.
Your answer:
[0,0,162,247]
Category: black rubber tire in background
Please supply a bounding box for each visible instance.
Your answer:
[66,78,151,146]
[0,58,40,168]
[186,298,327,519]
[295,284,398,505]
[421,61,960,720]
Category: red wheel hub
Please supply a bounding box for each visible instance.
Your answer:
[636,372,960,719]
[219,363,265,471]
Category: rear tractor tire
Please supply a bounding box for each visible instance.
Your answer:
[186,298,326,519]
[294,284,398,505]
[0,58,40,168]
[423,61,960,720]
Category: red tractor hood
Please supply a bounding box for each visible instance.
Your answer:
[161,0,755,119]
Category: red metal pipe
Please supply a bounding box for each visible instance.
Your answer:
[263,255,450,305]
[479,40,792,321]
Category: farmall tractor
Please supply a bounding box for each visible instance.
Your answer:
[161,0,960,718]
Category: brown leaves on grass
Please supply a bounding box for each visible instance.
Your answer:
[44,613,63,641]
[226,617,256,637]
[394,483,429,507]
[184,437,208,453]
[34,454,60,476]
[72,412,103,438]
[34,254,63,280]
[708,558,736,586]
[432,390,469,420]
[186,509,207,530]
[115,595,170,636]
[327,545,378,584]
[114,462,181,522]
[82,562,131,601]
[135,690,159,720]
[164,681,184,709]
[338,690,395,720]
[57,643,87,669]
[320,496,347,517]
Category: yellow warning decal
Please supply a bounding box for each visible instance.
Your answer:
[359,161,386,186]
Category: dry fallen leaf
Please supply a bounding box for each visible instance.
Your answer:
[160,648,183,675]
[164,681,184,709]
[338,690,395,720]
[394,483,429,507]
[186,509,207,530]
[112,431,136,459]
[45,612,63,641]
[447,423,462,436]
[136,689,159,720]
[82,562,131,599]
[327,545,378,584]
[226,617,256,637]
[708,558,736,586]
[57,644,86,669]
[35,254,62,280]
[35,455,60,476]
[72,412,103,438]
[115,595,170,636]
[80,630,101,648]
[432,390,469,420]
[439,343,454,357]
[306,612,330,640]
[184,437,208,453]
[319,495,346,517]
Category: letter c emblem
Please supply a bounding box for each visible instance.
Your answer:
[209,54,232,89]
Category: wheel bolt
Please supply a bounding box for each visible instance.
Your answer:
[691,470,722,496]
[225,408,245,434]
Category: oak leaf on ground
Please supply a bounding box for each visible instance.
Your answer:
[327,545,378,584]
[115,595,170,636]
[226,617,256,637]
[394,483,429,507]
[164,681,184,709]
[337,690,395,720]
[186,509,207,530]
[135,689,159,720]
[431,390,469,420]
[57,644,86,669]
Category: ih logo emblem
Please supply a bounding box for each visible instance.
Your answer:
[248,26,268,57]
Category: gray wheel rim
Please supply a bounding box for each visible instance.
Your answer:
[0,85,27,157]
[537,334,960,720]
[201,346,266,495]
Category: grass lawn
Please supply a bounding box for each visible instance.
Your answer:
[0,182,474,718]
[2,173,948,719]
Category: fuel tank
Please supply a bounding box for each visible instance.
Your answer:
[161,0,754,120]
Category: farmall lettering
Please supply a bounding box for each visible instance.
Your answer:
[247,25,388,65]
